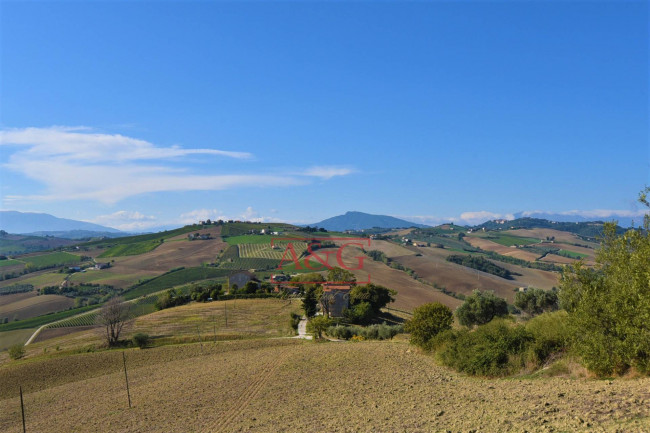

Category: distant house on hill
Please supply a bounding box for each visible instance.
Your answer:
[95,262,110,270]
[322,283,352,317]
[229,271,255,289]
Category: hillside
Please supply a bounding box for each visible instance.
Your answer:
[0,211,122,235]
[0,218,605,346]
[0,232,77,255]
[473,217,626,240]
[313,211,429,231]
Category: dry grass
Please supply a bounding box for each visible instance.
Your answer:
[5,298,301,363]
[364,239,417,258]
[1,340,648,432]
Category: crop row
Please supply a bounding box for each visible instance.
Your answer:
[219,257,280,270]
[238,242,307,259]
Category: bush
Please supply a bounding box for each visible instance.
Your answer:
[307,316,332,339]
[455,290,509,327]
[326,323,403,340]
[434,319,533,376]
[524,311,571,366]
[8,344,25,360]
[289,313,301,333]
[514,288,558,316]
[404,302,453,349]
[132,333,150,349]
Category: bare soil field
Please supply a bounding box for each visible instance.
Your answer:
[394,254,519,301]
[308,247,461,311]
[0,292,34,307]
[1,340,648,433]
[0,294,74,321]
[365,239,416,258]
[31,325,98,344]
[487,260,560,291]
[114,226,228,273]
[465,236,542,261]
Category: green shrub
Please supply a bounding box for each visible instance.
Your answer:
[404,302,453,349]
[514,288,559,316]
[524,310,571,366]
[289,313,301,333]
[434,319,533,376]
[8,344,25,360]
[455,290,509,327]
[132,333,150,349]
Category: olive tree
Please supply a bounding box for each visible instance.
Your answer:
[560,189,650,375]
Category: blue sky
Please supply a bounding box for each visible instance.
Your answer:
[1,1,648,231]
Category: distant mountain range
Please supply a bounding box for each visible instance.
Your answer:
[512,211,640,228]
[0,211,125,239]
[312,211,429,231]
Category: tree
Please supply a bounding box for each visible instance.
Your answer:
[456,290,508,327]
[97,297,130,347]
[307,316,332,339]
[302,286,318,318]
[404,302,453,349]
[514,288,558,316]
[349,283,396,314]
[560,189,650,375]
[327,267,356,284]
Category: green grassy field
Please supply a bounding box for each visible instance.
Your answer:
[98,239,163,257]
[21,252,82,268]
[0,259,22,268]
[558,249,589,259]
[0,304,97,332]
[0,272,66,289]
[482,234,540,247]
[124,267,232,299]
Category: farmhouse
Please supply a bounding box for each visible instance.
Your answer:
[95,262,110,270]
[229,271,255,289]
[322,283,352,317]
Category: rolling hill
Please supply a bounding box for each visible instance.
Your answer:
[312,211,429,231]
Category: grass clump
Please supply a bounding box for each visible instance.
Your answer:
[9,344,26,360]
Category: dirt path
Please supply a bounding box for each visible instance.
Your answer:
[294,317,312,340]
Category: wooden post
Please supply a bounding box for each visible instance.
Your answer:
[213,315,217,343]
[19,386,26,433]
[225,301,228,327]
[122,352,132,408]
[196,326,203,354]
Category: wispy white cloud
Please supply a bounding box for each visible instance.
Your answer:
[299,166,355,179]
[89,210,158,231]
[0,126,353,204]
[179,209,228,225]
